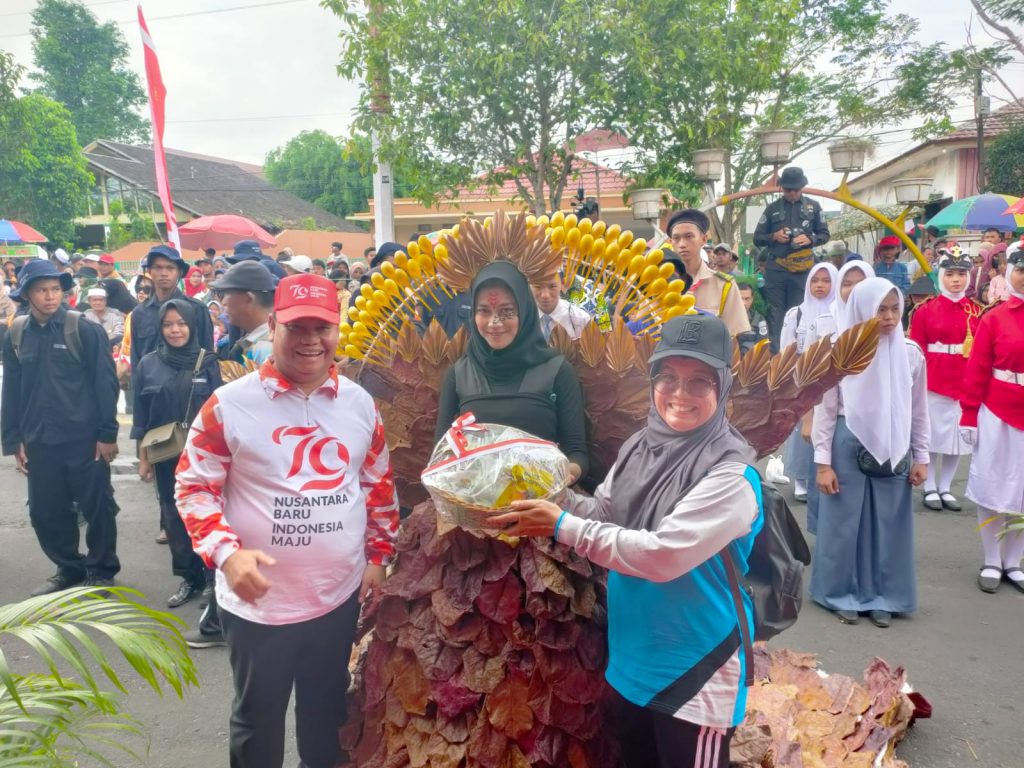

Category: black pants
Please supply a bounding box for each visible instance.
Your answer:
[762,262,809,352]
[616,693,735,768]
[154,460,206,583]
[221,594,360,768]
[25,440,120,580]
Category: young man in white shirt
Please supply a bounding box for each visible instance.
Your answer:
[176,273,399,768]
[531,273,593,340]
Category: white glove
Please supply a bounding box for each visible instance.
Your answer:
[765,455,790,485]
[960,427,978,446]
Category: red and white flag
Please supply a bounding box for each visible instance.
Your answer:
[138,5,180,252]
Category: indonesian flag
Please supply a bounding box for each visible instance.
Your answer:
[138,5,180,252]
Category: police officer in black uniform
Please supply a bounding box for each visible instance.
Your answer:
[1,260,121,595]
[752,166,830,350]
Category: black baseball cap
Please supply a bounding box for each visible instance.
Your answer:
[649,313,731,371]
[211,261,277,292]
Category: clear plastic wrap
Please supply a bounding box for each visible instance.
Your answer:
[421,413,570,532]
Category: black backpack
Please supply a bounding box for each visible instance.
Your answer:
[724,476,811,685]
[8,311,84,364]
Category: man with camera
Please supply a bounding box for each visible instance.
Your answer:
[753,166,831,350]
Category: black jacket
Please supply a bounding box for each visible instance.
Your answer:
[131,351,223,440]
[752,195,830,262]
[1,307,119,453]
[129,290,214,369]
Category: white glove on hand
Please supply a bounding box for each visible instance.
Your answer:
[960,427,978,446]
[765,455,790,485]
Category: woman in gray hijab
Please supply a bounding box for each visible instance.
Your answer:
[491,313,764,768]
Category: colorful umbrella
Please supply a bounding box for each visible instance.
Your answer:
[925,193,1024,232]
[1004,197,1024,216]
[0,219,48,244]
[177,214,277,251]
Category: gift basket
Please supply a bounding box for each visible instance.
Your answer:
[421,413,570,532]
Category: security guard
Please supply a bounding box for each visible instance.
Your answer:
[129,244,214,370]
[752,166,830,350]
[1,260,121,595]
[666,209,750,337]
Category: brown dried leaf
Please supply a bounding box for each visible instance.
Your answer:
[548,322,574,357]
[793,334,834,388]
[577,320,606,368]
[486,673,534,739]
[603,318,637,374]
[795,710,836,740]
[395,320,422,363]
[386,648,430,716]
[767,342,800,392]
[832,318,880,374]
[462,646,506,694]
[446,325,468,363]
[735,338,772,387]
[632,333,655,377]
[419,320,449,366]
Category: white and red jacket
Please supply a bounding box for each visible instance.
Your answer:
[175,360,399,625]
[960,296,1024,432]
[908,295,984,401]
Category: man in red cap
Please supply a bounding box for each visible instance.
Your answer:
[874,235,911,296]
[175,273,399,768]
[95,253,125,283]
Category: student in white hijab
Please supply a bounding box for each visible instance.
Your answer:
[810,277,930,628]
[780,262,838,501]
[805,261,875,345]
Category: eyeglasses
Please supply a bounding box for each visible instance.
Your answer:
[474,308,518,324]
[652,373,717,398]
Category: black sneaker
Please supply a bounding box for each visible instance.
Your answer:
[30,571,85,597]
[183,628,226,649]
[167,579,202,609]
[82,575,116,599]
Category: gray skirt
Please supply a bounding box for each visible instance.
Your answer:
[784,427,813,485]
[809,417,917,614]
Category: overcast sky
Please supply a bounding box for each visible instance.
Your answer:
[2,0,1022,198]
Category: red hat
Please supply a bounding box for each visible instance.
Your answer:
[99,253,115,264]
[879,235,901,248]
[274,274,340,324]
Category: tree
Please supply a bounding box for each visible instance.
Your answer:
[30,0,148,146]
[265,130,413,218]
[325,0,616,213]
[605,0,972,243]
[106,200,154,249]
[986,123,1024,196]
[0,63,93,247]
[0,587,197,767]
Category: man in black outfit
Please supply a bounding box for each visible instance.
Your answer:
[752,166,830,350]
[1,261,121,595]
[129,245,214,369]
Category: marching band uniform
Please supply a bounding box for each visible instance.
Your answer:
[780,263,838,501]
[960,248,1024,594]
[908,252,982,511]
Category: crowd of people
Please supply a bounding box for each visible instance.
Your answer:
[1,190,1022,767]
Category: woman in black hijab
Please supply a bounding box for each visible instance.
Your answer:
[98,278,138,314]
[493,313,762,768]
[131,299,222,608]
[434,260,588,482]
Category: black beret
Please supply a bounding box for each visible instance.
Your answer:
[666,209,710,236]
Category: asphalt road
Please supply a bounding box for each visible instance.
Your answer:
[0,419,1021,767]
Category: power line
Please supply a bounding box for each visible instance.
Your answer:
[167,111,352,124]
[0,0,309,39]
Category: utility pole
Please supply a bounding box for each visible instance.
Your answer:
[975,67,989,194]
[367,1,395,245]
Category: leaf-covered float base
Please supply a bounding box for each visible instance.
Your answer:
[732,646,919,768]
[340,501,619,768]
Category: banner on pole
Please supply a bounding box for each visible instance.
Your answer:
[138,5,181,252]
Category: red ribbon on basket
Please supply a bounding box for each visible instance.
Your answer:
[447,412,485,457]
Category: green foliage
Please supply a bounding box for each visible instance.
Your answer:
[325,0,616,213]
[265,130,413,218]
[265,130,371,218]
[986,123,1024,196]
[106,200,153,249]
[0,587,198,767]
[30,0,148,146]
[0,85,93,245]
[604,0,974,241]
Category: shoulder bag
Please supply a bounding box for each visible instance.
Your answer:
[141,350,206,464]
